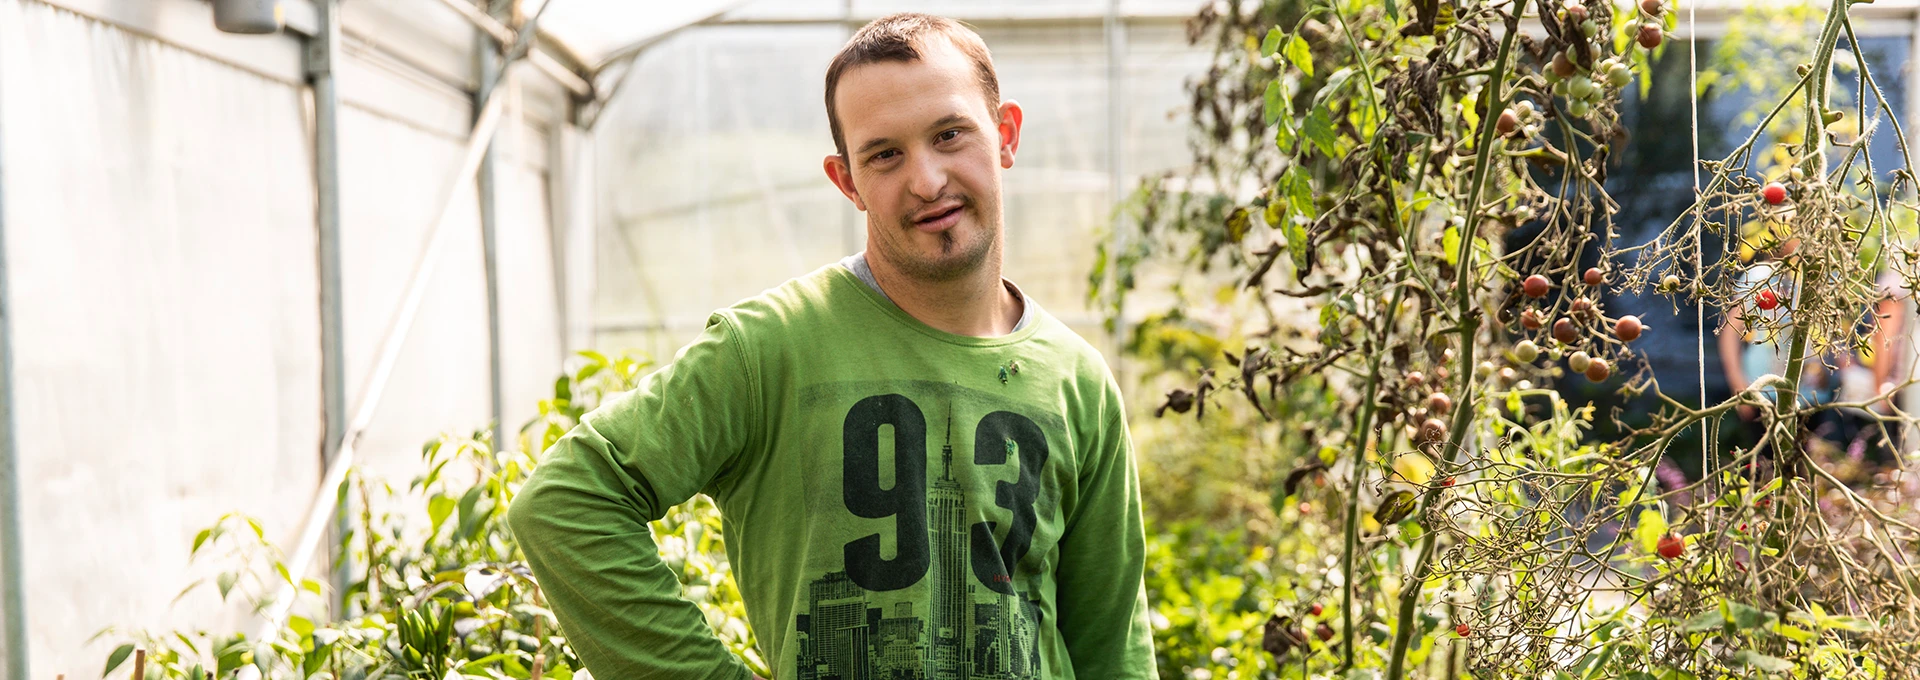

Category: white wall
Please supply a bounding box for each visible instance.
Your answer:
[0,0,580,676]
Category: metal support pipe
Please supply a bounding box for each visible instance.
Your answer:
[477,0,508,461]
[1104,0,1127,385]
[431,0,592,98]
[255,1,552,638]
[304,0,350,621]
[0,33,31,680]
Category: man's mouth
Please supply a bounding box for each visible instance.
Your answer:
[912,204,965,232]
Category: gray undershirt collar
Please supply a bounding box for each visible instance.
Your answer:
[839,251,1034,333]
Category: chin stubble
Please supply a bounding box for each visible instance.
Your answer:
[886,198,992,283]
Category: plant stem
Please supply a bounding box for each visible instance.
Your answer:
[1773,0,1844,496]
[1384,7,1522,678]
[1342,286,1405,669]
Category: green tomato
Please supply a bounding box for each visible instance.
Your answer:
[1568,98,1592,117]
[1568,76,1596,100]
[1606,62,1632,88]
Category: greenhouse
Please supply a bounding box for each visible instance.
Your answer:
[3,0,1920,678]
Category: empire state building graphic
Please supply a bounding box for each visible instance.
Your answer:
[795,404,1042,680]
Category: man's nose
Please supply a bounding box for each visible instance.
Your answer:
[906,152,947,202]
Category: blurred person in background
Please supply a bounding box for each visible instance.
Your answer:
[509,12,1159,680]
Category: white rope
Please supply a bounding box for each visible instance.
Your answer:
[1687,0,1709,489]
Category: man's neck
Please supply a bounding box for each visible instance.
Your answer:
[865,251,1023,337]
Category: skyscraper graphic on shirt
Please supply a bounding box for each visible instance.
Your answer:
[794,402,1042,680]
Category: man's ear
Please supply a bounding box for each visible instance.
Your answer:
[996,100,1024,169]
[823,153,867,211]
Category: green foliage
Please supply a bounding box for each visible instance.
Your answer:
[1107,0,1920,677]
[99,350,764,680]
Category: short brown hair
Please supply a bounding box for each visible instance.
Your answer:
[824,13,1000,158]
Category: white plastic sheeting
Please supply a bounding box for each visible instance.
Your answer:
[590,12,1210,359]
[0,0,321,675]
[0,1,575,676]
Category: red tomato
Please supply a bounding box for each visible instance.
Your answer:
[1757,289,1780,311]
[1309,603,1323,617]
[1455,623,1472,637]
[1637,23,1664,49]
[1553,317,1578,343]
[1585,358,1611,382]
[1762,182,1787,205]
[1615,315,1643,342]
[1523,274,1551,298]
[1657,534,1685,559]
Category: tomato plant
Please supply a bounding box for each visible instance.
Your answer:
[1097,0,1920,676]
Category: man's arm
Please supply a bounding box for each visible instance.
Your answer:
[1053,379,1160,678]
[508,314,760,680]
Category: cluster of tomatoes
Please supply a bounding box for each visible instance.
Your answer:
[1532,0,1665,121]
[1510,267,1642,383]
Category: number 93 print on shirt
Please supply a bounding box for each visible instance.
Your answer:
[791,380,1069,680]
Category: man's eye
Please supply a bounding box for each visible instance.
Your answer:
[871,149,898,162]
[937,129,962,142]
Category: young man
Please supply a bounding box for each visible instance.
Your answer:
[508,13,1159,680]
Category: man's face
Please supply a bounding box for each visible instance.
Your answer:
[824,40,1021,283]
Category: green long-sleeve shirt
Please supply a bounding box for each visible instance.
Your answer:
[508,261,1158,679]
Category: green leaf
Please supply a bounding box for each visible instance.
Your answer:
[1728,649,1794,672]
[302,642,333,678]
[190,527,214,558]
[1374,490,1418,525]
[460,653,516,672]
[103,643,135,678]
[1303,105,1337,158]
[456,485,486,541]
[1260,27,1283,57]
[1820,614,1877,632]
[1283,34,1313,77]
[288,615,314,639]
[1772,623,1815,643]
[217,571,238,601]
[1384,0,1399,20]
[1282,215,1310,279]
[1224,208,1251,243]
[1263,80,1284,127]
[1682,608,1725,633]
[1633,509,1668,555]
[1441,225,1462,266]
[429,494,456,536]
[1726,601,1776,630]
[1284,167,1313,217]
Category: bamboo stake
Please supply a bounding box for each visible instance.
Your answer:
[130,650,145,680]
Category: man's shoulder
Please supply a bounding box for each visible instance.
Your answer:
[703,262,855,338]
